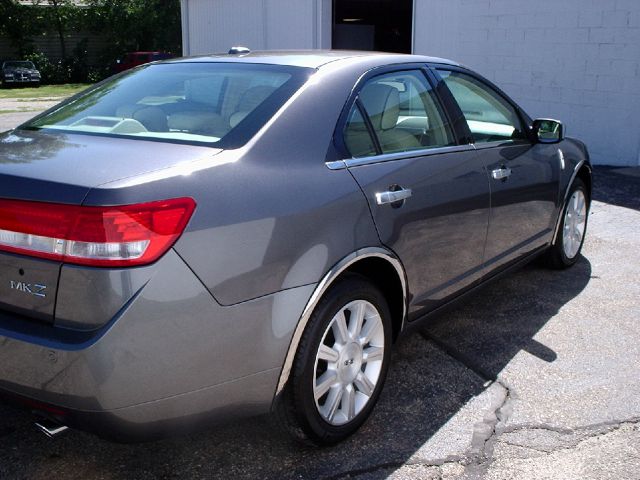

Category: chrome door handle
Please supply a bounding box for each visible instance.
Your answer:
[491,167,512,180]
[375,188,412,205]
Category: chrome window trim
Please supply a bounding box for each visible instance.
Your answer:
[274,246,407,396]
[325,139,533,170]
[325,160,347,170]
[325,144,475,170]
[472,139,529,150]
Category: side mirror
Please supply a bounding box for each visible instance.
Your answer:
[532,118,564,144]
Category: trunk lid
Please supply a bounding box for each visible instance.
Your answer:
[0,129,220,203]
[0,129,219,323]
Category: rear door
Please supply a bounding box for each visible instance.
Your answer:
[433,67,560,272]
[337,67,491,318]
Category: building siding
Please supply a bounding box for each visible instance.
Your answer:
[413,0,640,166]
[181,0,330,55]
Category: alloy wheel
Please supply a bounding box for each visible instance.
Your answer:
[313,299,385,426]
[562,189,587,259]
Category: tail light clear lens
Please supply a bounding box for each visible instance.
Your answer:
[0,197,196,267]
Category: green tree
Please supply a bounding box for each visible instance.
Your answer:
[32,0,86,59]
[87,0,182,55]
[1,0,182,83]
[0,0,41,55]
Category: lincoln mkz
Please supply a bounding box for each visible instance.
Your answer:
[0,50,591,444]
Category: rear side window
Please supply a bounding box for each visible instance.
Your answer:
[23,63,312,148]
[344,106,377,158]
[437,70,526,144]
[344,69,455,157]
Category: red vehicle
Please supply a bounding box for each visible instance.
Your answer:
[113,51,175,73]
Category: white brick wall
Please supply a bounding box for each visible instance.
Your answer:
[414,0,640,166]
[181,0,331,56]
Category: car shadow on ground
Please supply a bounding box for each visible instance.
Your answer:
[592,167,640,211]
[0,255,592,480]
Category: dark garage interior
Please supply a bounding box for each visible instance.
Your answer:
[332,0,413,53]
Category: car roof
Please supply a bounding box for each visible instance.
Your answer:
[166,50,459,69]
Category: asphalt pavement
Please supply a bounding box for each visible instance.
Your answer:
[0,107,638,479]
[0,98,62,131]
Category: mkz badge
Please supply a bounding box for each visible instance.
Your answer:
[10,280,47,298]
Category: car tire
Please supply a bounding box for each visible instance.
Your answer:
[543,178,589,269]
[275,274,392,445]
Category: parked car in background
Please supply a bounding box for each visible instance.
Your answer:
[1,60,41,87]
[113,51,175,73]
[0,50,591,445]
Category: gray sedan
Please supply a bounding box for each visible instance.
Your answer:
[0,50,591,444]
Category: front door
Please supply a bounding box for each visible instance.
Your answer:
[339,68,491,318]
[434,68,560,272]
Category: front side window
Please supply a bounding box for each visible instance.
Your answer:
[343,69,455,157]
[437,70,527,144]
[22,63,312,147]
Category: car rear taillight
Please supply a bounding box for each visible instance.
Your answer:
[0,197,196,267]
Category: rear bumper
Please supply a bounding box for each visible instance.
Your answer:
[1,368,279,442]
[0,250,315,440]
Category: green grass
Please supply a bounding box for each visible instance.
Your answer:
[0,83,90,99]
[0,106,38,114]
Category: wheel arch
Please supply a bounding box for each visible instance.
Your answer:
[274,247,407,397]
[576,163,592,200]
[552,160,592,245]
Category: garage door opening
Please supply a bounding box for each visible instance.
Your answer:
[332,0,413,53]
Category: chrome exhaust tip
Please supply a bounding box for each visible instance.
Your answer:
[35,420,69,438]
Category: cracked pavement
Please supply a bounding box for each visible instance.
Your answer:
[0,103,639,479]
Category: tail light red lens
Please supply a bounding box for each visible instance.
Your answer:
[0,197,196,267]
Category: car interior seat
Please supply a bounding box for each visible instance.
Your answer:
[115,105,169,132]
[358,83,421,154]
[167,111,227,136]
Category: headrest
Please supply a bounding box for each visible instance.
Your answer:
[115,104,139,118]
[238,85,277,112]
[359,83,400,131]
[133,106,168,132]
[116,105,167,132]
[229,85,278,128]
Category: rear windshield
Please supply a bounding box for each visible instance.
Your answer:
[22,62,313,148]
